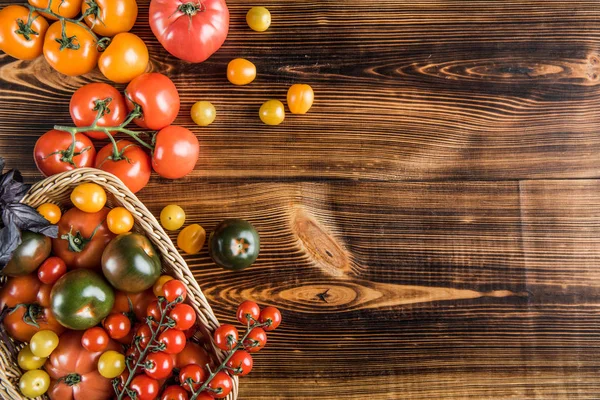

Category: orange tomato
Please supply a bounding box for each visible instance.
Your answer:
[98,32,148,83]
[0,5,49,60]
[82,0,138,37]
[29,0,82,19]
[287,84,314,114]
[227,58,256,85]
[43,21,99,76]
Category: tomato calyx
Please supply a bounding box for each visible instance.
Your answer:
[9,303,44,328]
[54,20,81,50]
[57,372,82,387]
[15,9,40,41]
[177,2,206,17]
[42,130,93,167]
[61,221,103,253]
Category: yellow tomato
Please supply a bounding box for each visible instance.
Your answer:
[177,224,206,255]
[18,345,47,370]
[30,330,59,357]
[70,183,107,213]
[98,32,148,83]
[259,100,285,125]
[227,58,256,85]
[153,275,174,297]
[246,7,271,32]
[191,101,216,126]
[160,205,185,231]
[19,370,50,398]
[287,84,314,114]
[98,350,126,378]
[37,203,61,224]
[107,207,134,234]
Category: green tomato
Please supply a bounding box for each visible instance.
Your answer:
[51,269,115,330]
[160,205,186,231]
[246,7,271,32]
[102,233,161,293]
[98,350,126,378]
[19,369,50,398]
[209,219,260,271]
[18,345,47,370]
[3,231,51,276]
[30,330,59,357]
[191,101,216,126]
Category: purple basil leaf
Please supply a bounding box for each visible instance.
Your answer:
[0,157,4,175]
[2,204,58,238]
[0,169,29,204]
[0,220,21,268]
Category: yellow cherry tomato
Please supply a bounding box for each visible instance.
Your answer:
[98,350,126,378]
[71,183,107,213]
[191,101,216,126]
[37,203,61,224]
[98,32,149,84]
[259,100,285,125]
[227,58,256,86]
[160,205,186,231]
[107,207,134,234]
[177,224,206,255]
[287,84,314,114]
[19,369,50,398]
[30,330,59,358]
[246,7,271,32]
[153,275,174,297]
[18,345,47,370]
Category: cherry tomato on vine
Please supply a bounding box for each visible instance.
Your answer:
[214,324,239,351]
[136,324,152,349]
[191,101,216,126]
[98,350,126,378]
[169,303,196,331]
[0,6,49,60]
[81,327,110,352]
[43,21,98,76]
[208,371,233,399]
[259,306,282,331]
[71,182,107,213]
[34,130,96,177]
[37,256,66,285]
[30,330,59,357]
[99,32,149,83]
[19,369,50,398]
[179,364,206,392]
[226,350,253,376]
[260,99,285,125]
[287,84,314,114]
[130,374,160,400]
[244,327,267,353]
[18,345,47,370]
[177,224,206,255]
[162,279,187,302]
[160,205,185,231]
[107,207,135,234]
[246,6,271,32]
[153,275,174,297]
[95,139,152,194]
[70,82,128,140]
[103,313,132,340]
[82,0,138,37]
[125,73,180,130]
[152,125,199,179]
[237,300,260,325]
[161,385,190,400]
[37,203,61,224]
[146,300,162,322]
[145,351,174,379]
[174,342,210,369]
[158,329,186,354]
[227,58,256,85]
[29,0,82,19]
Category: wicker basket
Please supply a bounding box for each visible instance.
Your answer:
[0,168,239,400]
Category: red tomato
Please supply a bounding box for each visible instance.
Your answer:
[130,374,160,400]
[112,289,156,322]
[125,73,180,130]
[244,327,267,353]
[81,327,110,352]
[174,341,211,369]
[95,140,151,193]
[179,364,206,392]
[236,300,260,326]
[144,351,174,380]
[4,304,65,342]
[158,329,186,354]
[194,393,215,400]
[146,300,162,322]
[207,371,233,399]
[161,385,190,400]
[34,130,96,177]
[152,126,199,179]
[37,257,67,285]
[162,280,187,303]
[169,304,196,331]
[36,283,53,308]
[136,324,153,349]
[149,0,229,63]
[70,83,127,140]
[213,324,238,351]
[226,350,253,376]
[259,306,282,331]
[103,313,132,339]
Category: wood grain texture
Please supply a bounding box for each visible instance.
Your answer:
[1,0,600,398]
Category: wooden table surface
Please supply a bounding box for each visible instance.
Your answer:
[2,0,600,398]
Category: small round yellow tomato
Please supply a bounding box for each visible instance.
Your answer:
[227,58,256,86]
[18,345,47,370]
[107,207,134,234]
[98,32,148,83]
[160,205,186,231]
[191,101,216,126]
[98,350,126,378]
[259,100,285,125]
[19,369,50,398]
[177,224,206,255]
[30,330,59,358]
[246,7,271,32]
[70,183,107,213]
[37,203,61,224]
[153,275,174,297]
[287,84,314,114]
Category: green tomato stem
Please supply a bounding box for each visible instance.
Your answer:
[25,0,100,42]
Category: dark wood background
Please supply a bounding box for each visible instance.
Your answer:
[2,0,600,398]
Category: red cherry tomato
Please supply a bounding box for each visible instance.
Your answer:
[135,324,152,351]
[34,130,96,177]
[162,280,187,303]
[226,350,253,376]
[179,364,206,392]
[259,306,282,331]
[158,329,186,354]
[103,313,132,340]
[146,300,162,322]
[169,304,196,331]
[37,257,67,285]
[152,126,199,179]
[95,139,151,194]
[174,341,210,369]
[194,393,215,400]
[125,73,180,130]
[144,351,174,380]
[207,371,233,399]
[244,327,267,353]
[236,300,260,326]
[81,327,110,352]
[130,374,160,400]
[161,385,190,400]
[213,324,238,351]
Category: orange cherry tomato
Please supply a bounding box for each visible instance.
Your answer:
[82,0,138,37]
[177,224,206,255]
[29,0,82,19]
[36,203,61,224]
[0,5,49,60]
[287,84,314,114]
[98,32,148,83]
[43,21,99,76]
[227,58,256,85]
[152,275,174,297]
[107,207,135,234]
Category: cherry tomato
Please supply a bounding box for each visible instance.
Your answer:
[160,205,186,231]
[30,0,81,19]
[107,207,135,234]
[259,99,285,125]
[246,7,271,32]
[174,341,210,369]
[37,256,67,285]
[194,393,215,400]
[226,350,253,376]
[227,58,256,85]
[82,0,138,37]
[135,324,152,349]
[259,306,282,331]
[34,130,96,177]
[158,329,186,354]
[82,327,110,352]
[18,345,47,370]
[95,139,152,194]
[144,351,174,380]
[112,289,156,322]
[244,327,267,353]
[99,32,149,83]
[169,303,196,330]
[36,203,61,224]
[287,84,314,114]
[179,364,206,392]
[98,350,126,378]
[177,224,206,255]
[126,73,180,130]
[162,280,187,302]
[71,182,107,213]
[208,371,233,399]
[36,283,52,308]
[191,101,216,126]
[153,275,174,297]
[213,324,238,351]
[43,21,98,76]
[0,6,49,60]
[30,330,59,358]
[70,82,128,140]
[146,300,162,322]
[103,313,132,340]
[152,125,199,179]
[161,385,190,400]
[130,374,160,400]
[208,219,260,271]
[19,369,50,398]
[236,300,260,325]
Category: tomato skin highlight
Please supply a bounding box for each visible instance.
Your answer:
[0,5,49,60]
[34,130,96,177]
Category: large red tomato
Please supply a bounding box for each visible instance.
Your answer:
[34,130,96,177]
[95,140,151,193]
[149,0,229,63]
[125,73,180,130]
[70,83,127,140]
